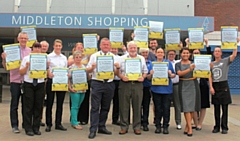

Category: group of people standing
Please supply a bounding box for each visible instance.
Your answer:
[1,31,238,139]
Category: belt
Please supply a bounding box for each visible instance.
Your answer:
[92,80,112,83]
[173,83,179,85]
[121,80,139,84]
[179,77,196,80]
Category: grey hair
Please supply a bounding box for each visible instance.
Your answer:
[127,41,137,48]
[40,41,49,47]
[73,50,83,58]
[139,48,149,54]
[18,32,28,38]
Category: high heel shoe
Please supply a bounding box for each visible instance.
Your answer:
[187,133,193,137]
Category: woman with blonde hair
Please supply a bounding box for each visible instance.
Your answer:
[68,50,89,129]
[68,42,91,125]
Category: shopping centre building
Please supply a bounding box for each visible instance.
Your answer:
[0,0,240,93]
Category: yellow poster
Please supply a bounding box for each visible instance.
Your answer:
[96,54,114,79]
[125,58,142,81]
[164,28,181,50]
[2,43,21,70]
[221,26,238,49]
[71,68,88,91]
[52,68,68,91]
[83,34,98,54]
[29,53,47,79]
[20,26,37,47]
[109,28,124,48]
[188,28,204,49]
[134,26,149,48]
[193,55,212,78]
[149,21,164,39]
[151,62,169,85]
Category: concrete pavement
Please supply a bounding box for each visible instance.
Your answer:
[0,86,240,141]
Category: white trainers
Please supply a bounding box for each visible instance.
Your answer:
[176,125,182,130]
[12,127,20,133]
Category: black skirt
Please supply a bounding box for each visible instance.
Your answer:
[199,79,210,108]
[212,81,232,105]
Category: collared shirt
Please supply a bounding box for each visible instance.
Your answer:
[143,60,152,87]
[170,59,180,84]
[10,46,31,83]
[48,51,68,72]
[20,55,45,83]
[118,54,148,76]
[87,51,117,82]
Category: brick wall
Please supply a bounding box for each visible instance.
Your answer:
[195,0,240,31]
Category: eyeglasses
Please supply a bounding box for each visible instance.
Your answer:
[168,54,175,56]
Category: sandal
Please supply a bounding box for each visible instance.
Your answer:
[72,125,83,130]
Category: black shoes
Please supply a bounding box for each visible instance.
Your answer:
[212,128,220,133]
[88,132,96,139]
[26,131,34,136]
[98,128,112,135]
[163,128,169,134]
[222,130,228,134]
[33,130,41,135]
[155,128,161,134]
[80,122,88,125]
[143,126,149,131]
[196,127,202,131]
[45,126,51,132]
[55,125,67,131]
[40,121,45,126]
[112,121,120,126]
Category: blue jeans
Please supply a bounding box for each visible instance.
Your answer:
[152,92,172,128]
[70,92,85,126]
[10,83,23,128]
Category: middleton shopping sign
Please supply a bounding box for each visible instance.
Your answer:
[0,13,214,31]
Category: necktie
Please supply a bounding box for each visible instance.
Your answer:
[33,79,38,86]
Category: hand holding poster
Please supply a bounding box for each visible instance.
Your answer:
[2,44,21,70]
[164,28,181,50]
[125,58,142,80]
[109,28,124,48]
[29,53,47,78]
[52,68,68,91]
[193,55,211,78]
[221,26,238,49]
[71,68,88,91]
[152,62,169,85]
[96,54,114,79]
[149,21,164,39]
[134,26,149,48]
[83,34,98,54]
[188,28,204,49]
[21,26,37,47]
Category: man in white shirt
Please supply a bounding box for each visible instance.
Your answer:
[86,38,119,139]
[45,39,68,132]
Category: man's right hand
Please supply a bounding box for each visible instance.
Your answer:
[1,52,6,59]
